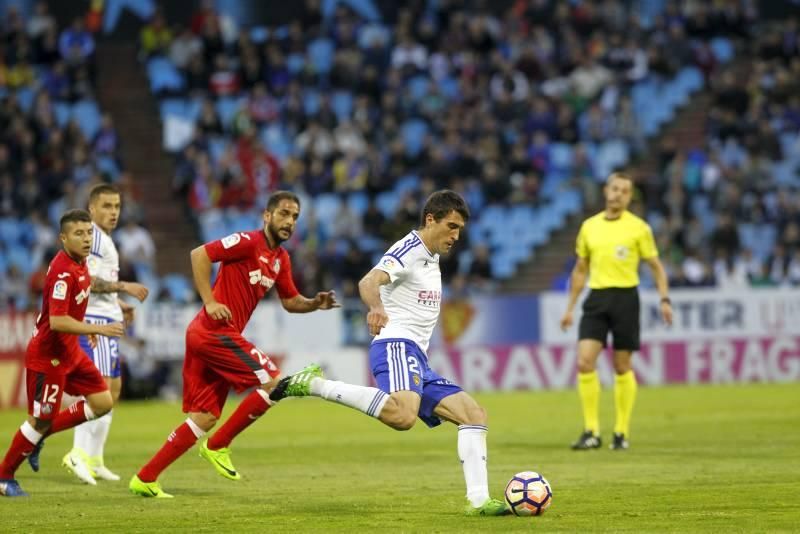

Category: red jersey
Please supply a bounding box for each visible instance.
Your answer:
[26,250,92,373]
[195,230,299,332]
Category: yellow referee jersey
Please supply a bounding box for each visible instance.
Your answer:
[576,210,658,289]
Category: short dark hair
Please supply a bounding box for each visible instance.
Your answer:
[60,209,92,231]
[266,190,301,212]
[88,183,120,205]
[420,190,470,227]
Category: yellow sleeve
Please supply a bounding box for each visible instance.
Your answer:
[639,223,658,259]
[576,223,589,258]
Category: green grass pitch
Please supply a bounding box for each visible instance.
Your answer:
[1,383,798,532]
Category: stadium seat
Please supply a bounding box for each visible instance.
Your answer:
[401,119,429,157]
[147,57,185,93]
[346,191,369,216]
[308,38,335,75]
[71,100,102,139]
[161,273,194,303]
[250,26,270,44]
[215,97,243,130]
[314,193,342,226]
[331,91,353,122]
[375,190,400,218]
[710,37,734,63]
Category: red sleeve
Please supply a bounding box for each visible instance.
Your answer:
[275,249,299,299]
[48,273,73,316]
[205,232,256,263]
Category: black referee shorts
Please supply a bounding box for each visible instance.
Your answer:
[578,287,640,351]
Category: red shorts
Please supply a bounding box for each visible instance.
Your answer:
[26,355,108,421]
[182,325,281,418]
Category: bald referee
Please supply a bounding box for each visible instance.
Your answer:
[560,172,672,450]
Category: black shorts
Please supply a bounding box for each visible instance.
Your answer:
[578,288,640,351]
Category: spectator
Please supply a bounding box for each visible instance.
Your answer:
[116,218,157,268]
[140,12,173,58]
[58,17,95,67]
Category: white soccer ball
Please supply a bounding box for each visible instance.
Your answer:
[504,471,553,516]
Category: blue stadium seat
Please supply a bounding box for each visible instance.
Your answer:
[15,87,35,112]
[7,245,32,274]
[71,100,101,139]
[261,125,293,162]
[250,26,270,44]
[346,191,369,216]
[161,273,193,303]
[287,53,306,75]
[0,218,21,245]
[375,190,400,218]
[308,38,335,75]
[549,143,573,172]
[331,91,353,121]
[314,193,342,225]
[401,119,429,157]
[303,90,321,116]
[710,37,734,63]
[147,57,185,93]
[54,102,71,126]
[407,76,429,102]
[215,97,243,130]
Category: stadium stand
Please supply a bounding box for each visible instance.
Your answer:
[144,0,743,298]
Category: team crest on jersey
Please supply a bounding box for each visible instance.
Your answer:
[412,374,420,386]
[41,403,53,415]
[382,257,396,269]
[273,258,281,273]
[51,359,60,367]
[615,245,629,259]
[52,280,68,300]
[221,233,241,249]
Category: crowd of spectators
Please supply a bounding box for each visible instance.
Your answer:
[148,0,747,297]
[640,8,800,289]
[0,2,154,310]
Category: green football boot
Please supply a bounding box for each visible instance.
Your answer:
[199,440,241,480]
[464,498,509,516]
[269,364,323,401]
[129,475,174,498]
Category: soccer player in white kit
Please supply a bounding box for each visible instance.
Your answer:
[271,190,508,516]
[62,184,150,484]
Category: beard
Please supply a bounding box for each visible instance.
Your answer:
[267,222,291,244]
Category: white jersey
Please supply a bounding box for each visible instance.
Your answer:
[373,230,441,353]
[85,222,123,321]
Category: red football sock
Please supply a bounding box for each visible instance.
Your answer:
[0,430,37,479]
[48,400,92,434]
[207,390,271,450]
[138,422,199,482]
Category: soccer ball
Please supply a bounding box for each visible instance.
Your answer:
[504,471,552,516]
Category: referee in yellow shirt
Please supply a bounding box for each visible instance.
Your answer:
[560,172,673,450]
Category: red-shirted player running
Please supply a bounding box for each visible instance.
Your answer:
[0,210,125,497]
[130,191,339,498]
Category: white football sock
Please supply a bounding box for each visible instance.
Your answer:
[85,411,112,460]
[20,421,43,445]
[73,421,92,454]
[309,378,389,418]
[458,425,490,507]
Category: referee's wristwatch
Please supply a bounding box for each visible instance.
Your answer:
[660,297,672,305]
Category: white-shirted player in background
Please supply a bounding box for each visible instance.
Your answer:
[271,190,508,516]
[63,184,150,484]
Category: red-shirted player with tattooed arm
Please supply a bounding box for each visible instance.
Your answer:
[0,210,125,497]
[130,191,340,498]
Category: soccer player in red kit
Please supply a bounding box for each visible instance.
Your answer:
[130,191,339,498]
[0,210,125,497]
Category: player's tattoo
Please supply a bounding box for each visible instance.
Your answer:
[91,277,124,293]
